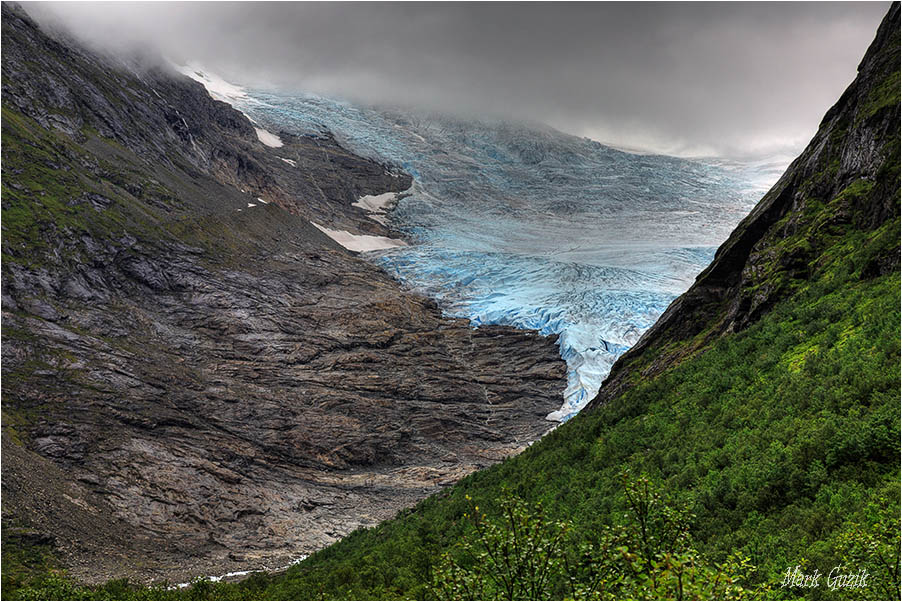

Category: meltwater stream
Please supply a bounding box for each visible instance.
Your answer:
[213,79,785,421]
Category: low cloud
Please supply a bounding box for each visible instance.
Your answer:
[22,2,890,159]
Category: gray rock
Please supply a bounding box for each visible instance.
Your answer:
[1,1,567,586]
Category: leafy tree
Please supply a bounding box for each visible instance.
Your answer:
[434,493,571,600]
[834,496,901,600]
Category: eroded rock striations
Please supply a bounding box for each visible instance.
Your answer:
[0,2,565,583]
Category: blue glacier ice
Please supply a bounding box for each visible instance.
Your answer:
[231,90,784,421]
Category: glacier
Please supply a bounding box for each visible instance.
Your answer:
[220,86,783,421]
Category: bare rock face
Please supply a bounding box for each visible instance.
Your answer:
[0,2,565,583]
[590,3,900,408]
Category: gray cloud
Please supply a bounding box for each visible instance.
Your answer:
[21,1,891,158]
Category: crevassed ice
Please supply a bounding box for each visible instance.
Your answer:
[224,88,783,421]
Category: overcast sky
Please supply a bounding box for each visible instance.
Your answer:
[23,2,891,159]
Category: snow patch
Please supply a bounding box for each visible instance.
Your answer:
[279,157,297,167]
[311,222,406,252]
[247,203,257,208]
[254,127,283,148]
[173,62,248,105]
[353,191,396,214]
[257,197,269,204]
[172,61,268,132]
[352,191,400,225]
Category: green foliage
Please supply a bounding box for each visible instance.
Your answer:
[857,69,901,125]
[434,493,571,600]
[1,530,57,596]
[833,495,901,600]
[567,475,762,601]
[436,477,764,600]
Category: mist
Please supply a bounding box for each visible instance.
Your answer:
[21,1,891,159]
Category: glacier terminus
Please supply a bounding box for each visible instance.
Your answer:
[187,69,786,421]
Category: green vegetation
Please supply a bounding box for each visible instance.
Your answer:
[858,70,901,125]
[2,529,57,596]
[433,478,763,600]
[0,106,174,269]
[0,105,258,274]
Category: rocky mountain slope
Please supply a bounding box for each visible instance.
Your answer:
[1,2,565,585]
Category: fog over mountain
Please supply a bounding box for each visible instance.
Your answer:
[20,2,889,156]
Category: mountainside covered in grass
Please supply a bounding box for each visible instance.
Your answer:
[132,4,901,600]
